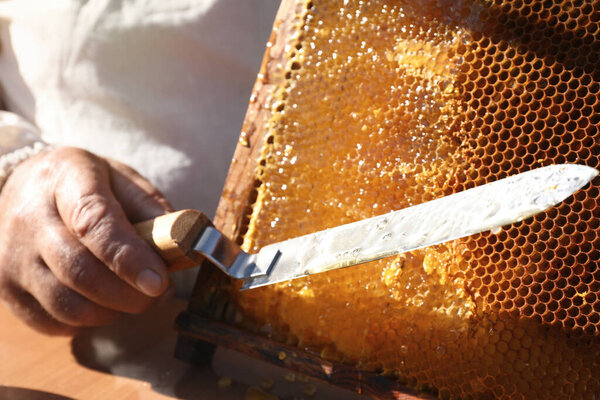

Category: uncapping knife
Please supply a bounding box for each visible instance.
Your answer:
[134,164,598,290]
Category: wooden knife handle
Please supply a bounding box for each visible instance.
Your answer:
[133,209,212,272]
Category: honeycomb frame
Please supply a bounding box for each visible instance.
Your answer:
[193,0,600,399]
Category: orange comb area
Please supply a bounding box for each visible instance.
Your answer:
[225,1,600,398]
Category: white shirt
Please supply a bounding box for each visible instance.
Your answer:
[0,0,279,215]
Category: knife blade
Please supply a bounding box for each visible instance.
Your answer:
[134,164,598,290]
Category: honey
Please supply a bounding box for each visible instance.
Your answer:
[222,0,600,398]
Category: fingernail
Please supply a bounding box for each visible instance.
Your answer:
[136,269,163,297]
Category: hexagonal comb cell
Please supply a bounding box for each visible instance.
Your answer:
[217,0,600,398]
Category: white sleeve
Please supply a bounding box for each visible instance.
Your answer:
[0,110,50,188]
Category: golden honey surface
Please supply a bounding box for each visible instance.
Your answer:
[228,0,600,398]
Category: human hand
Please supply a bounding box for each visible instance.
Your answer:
[0,147,173,335]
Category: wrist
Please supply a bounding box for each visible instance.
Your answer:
[0,141,53,189]
[0,111,53,190]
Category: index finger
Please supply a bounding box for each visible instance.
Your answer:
[53,150,169,297]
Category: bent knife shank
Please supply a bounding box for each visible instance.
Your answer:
[134,209,212,272]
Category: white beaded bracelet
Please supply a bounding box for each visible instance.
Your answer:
[0,141,50,188]
[0,111,51,190]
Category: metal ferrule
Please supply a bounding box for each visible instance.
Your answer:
[191,227,268,279]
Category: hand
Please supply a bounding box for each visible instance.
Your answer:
[0,147,173,335]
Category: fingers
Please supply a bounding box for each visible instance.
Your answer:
[37,220,156,314]
[0,147,176,334]
[22,262,119,328]
[0,284,78,336]
[107,159,174,222]
[53,148,169,297]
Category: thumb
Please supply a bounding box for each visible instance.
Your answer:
[106,159,174,223]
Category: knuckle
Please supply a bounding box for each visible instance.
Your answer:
[70,194,111,238]
[39,147,89,178]
[149,191,171,210]
[62,249,90,288]
[110,243,135,277]
[47,285,88,325]
[52,146,94,162]
[46,284,114,327]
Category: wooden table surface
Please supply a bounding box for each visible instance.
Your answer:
[0,297,250,400]
[0,297,365,400]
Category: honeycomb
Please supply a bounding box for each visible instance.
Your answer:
[223,0,600,398]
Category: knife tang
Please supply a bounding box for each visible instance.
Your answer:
[134,209,269,279]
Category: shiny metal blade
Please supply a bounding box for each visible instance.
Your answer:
[241,164,598,290]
